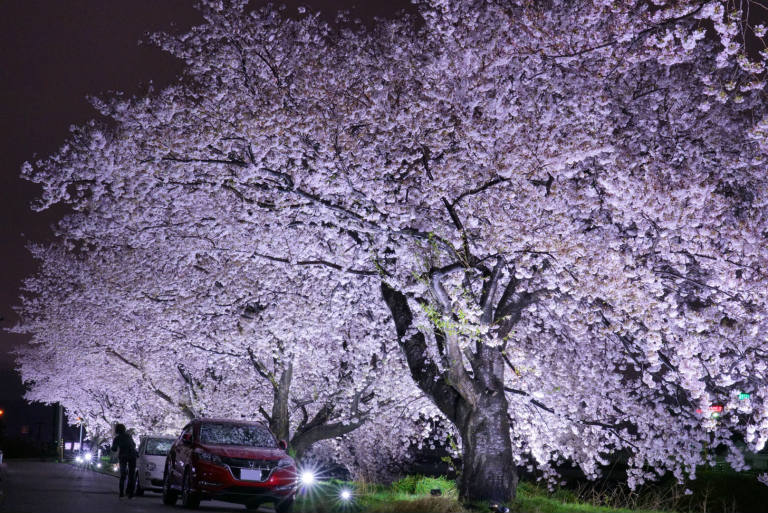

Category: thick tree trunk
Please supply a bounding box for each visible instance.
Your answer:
[381,282,518,503]
[270,362,292,442]
[457,392,517,502]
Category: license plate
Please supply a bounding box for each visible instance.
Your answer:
[240,468,264,481]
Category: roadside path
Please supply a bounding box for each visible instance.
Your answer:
[0,461,250,513]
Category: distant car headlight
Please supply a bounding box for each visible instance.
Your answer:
[276,457,294,469]
[146,461,157,471]
[83,452,92,461]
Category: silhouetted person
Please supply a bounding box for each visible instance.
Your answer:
[111,423,137,498]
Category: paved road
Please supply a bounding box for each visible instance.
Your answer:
[0,461,257,513]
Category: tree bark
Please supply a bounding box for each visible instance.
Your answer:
[270,362,292,442]
[381,282,518,503]
[290,418,363,461]
[456,388,517,502]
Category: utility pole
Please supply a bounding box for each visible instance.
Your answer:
[56,403,63,462]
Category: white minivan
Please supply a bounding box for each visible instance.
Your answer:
[134,435,175,495]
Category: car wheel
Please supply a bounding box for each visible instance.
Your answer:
[162,465,178,505]
[275,497,294,513]
[181,468,201,510]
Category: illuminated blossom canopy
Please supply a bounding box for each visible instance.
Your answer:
[16,0,768,502]
[15,240,430,469]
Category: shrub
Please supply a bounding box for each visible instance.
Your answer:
[391,475,457,498]
[391,475,421,495]
[414,476,457,498]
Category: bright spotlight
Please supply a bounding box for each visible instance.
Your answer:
[300,470,316,486]
[83,452,92,461]
[75,456,83,463]
[340,489,352,501]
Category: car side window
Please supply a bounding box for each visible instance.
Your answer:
[179,424,191,443]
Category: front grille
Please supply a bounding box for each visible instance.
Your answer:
[220,457,278,482]
[221,456,278,470]
[231,467,268,481]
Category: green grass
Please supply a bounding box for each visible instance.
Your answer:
[293,476,672,513]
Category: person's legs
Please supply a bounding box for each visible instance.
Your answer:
[118,456,128,497]
[126,457,137,498]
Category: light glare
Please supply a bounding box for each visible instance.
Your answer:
[300,471,316,486]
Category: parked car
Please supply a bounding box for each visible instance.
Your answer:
[162,418,297,511]
[135,435,175,495]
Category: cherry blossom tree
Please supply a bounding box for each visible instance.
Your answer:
[14,240,430,463]
[18,0,768,503]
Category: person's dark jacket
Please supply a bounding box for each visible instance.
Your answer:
[111,432,137,459]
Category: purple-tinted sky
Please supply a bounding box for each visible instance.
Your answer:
[0,1,412,407]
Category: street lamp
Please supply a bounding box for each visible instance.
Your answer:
[76,417,84,458]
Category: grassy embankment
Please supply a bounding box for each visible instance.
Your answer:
[80,459,768,512]
[293,476,671,513]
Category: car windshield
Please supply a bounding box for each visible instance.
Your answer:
[199,423,276,448]
[144,438,173,456]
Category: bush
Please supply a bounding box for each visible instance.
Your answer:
[391,475,421,495]
[391,475,457,498]
[413,476,457,497]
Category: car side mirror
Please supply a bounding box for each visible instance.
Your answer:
[182,433,193,445]
[278,440,288,451]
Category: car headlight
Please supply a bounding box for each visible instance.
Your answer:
[276,457,295,469]
[146,461,157,471]
[195,450,223,464]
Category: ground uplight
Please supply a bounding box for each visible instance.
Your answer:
[300,470,316,486]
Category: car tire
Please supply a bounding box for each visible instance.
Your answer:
[275,497,294,513]
[162,466,178,506]
[181,468,201,510]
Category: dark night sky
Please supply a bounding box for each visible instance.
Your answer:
[0,0,412,425]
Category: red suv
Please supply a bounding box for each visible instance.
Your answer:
[162,418,298,511]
